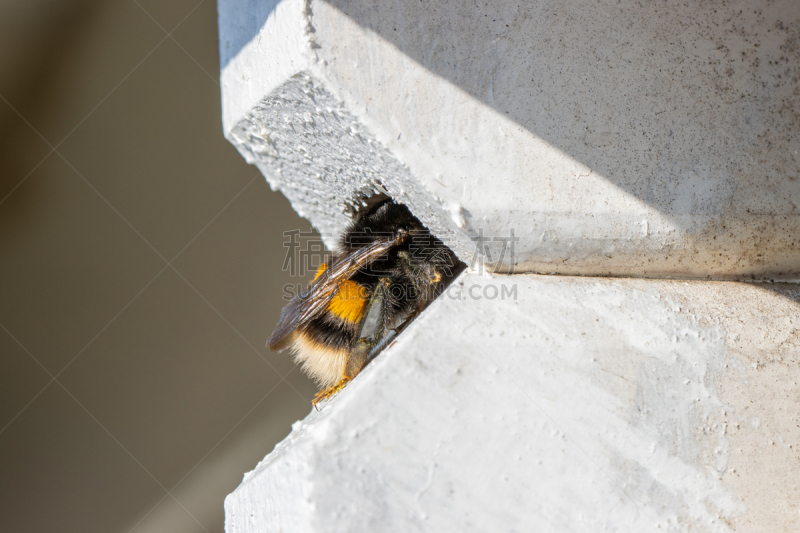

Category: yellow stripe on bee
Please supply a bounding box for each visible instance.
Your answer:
[313,263,328,281]
[327,280,367,323]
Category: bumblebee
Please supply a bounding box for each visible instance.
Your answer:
[269,199,464,405]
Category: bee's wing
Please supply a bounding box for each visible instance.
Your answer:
[268,237,398,352]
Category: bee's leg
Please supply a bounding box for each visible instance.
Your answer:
[311,337,375,406]
[343,338,379,380]
[346,277,394,375]
[312,376,352,407]
[312,278,393,407]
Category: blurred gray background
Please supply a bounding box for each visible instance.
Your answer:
[0,1,319,531]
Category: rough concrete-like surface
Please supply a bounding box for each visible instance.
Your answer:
[219,0,800,279]
[219,1,800,530]
[224,274,800,533]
